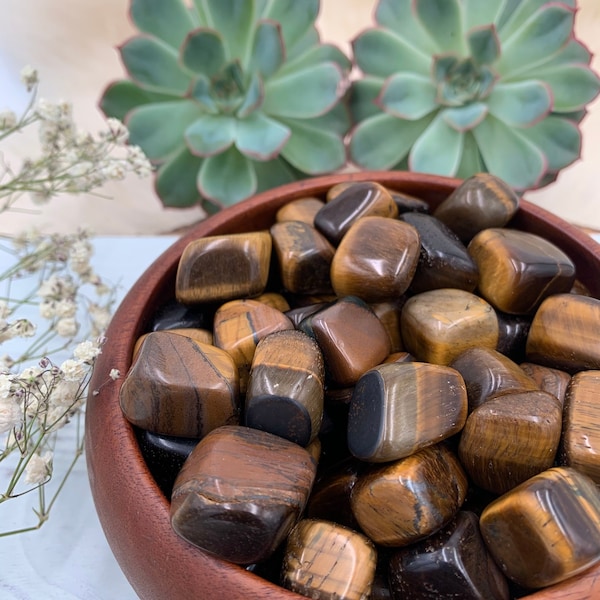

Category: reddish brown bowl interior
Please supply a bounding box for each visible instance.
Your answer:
[86,171,600,600]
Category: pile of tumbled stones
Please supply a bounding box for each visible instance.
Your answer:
[119,174,600,600]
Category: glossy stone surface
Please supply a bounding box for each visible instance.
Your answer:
[170,426,316,565]
[150,297,215,332]
[285,302,329,328]
[370,300,405,353]
[433,173,519,242]
[275,196,324,224]
[347,362,467,462]
[562,370,600,482]
[389,511,509,600]
[350,444,468,546]
[525,293,600,372]
[120,331,239,438]
[401,289,499,365]
[245,330,325,446]
[253,292,290,312]
[480,467,600,589]
[175,231,272,304]
[270,220,335,294]
[458,390,562,494]
[495,311,531,362]
[468,228,576,315]
[388,189,430,214]
[401,212,479,293]
[133,327,213,359]
[520,362,570,406]
[282,519,377,600]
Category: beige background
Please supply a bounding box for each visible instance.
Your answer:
[1,0,599,235]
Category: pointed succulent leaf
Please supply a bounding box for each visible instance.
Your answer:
[409,114,464,176]
[456,131,485,179]
[253,156,303,194]
[496,0,523,31]
[235,112,290,160]
[433,54,460,84]
[180,28,226,76]
[185,114,236,157]
[498,0,576,41]
[378,73,437,120]
[487,81,552,127]
[249,20,284,79]
[467,25,500,65]
[309,103,352,137]
[278,43,351,77]
[531,64,600,112]
[413,0,465,54]
[190,77,219,112]
[442,103,488,132]
[526,115,581,172]
[263,62,343,119]
[155,146,203,208]
[99,80,176,121]
[261,0,319,55]
[130,0,196,50]
[236,73,264,119]
[350,77,385,122]
[197,146,257,206]
[462,0,505,30]
[472,116,547,190]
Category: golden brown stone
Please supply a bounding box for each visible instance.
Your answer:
[133,327,213,360]
[275,197,324,224]
[252,292,290,312]
[520,362,570,406]
[370,300,405,353]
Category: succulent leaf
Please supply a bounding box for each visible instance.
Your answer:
[442,103,488,131]
[378,72,438,120]
[99,81,176,121]
[130,0,196,49]
[190,77,219,113]
[498,0,576,40]
[279,43,351,77]
[487,81,552,127]
[461,0,504,30]
[185,114,236,157]
[350,76,386,122]
[236,73,264,118]
[235,112,290,160]
[413,0,465,54]
[249,20,285,78]
[180,29,226,76]
[253,156,303,194]
[155,147,203,208]
[261,0,320,54]
[526,115,581,172]
[467,25,500,65]
[455,131,485,178]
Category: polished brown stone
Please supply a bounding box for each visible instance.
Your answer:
[370,300,405,353]
[175,231,271,304]
[284,302,329,328]
[348,362,467,462]
[252,292,290,312]
[388,189,430,214]
[480,467,600,589]
[525,293,600,372]
[120,331,239,438]
[495,310,531,362]
[275,196,324,224]
[245,330,325,446]
[468,228,576,315]
[170,426,316,565]
[350,444,468,546]
[520,362,570,406]
[383,351,415,364]
[282,519,377,600]
[401,288,499,365]
[388,511,509,600]
[458,390,562,494]
[133,327,213,360]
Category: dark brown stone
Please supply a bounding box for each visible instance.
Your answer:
[520,362,570,406]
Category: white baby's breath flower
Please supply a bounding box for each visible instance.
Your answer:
[0,319,36,342]
[68,239,93,275]
[0,395,21,434]
[0,373,15,398]
[0,110,17,130]
[24,451,53,485]
[56,317,78,338]
[109,368,120,381]
[20,65,39,91]
[103,118,129,144]
[88,303,112,336]
[59,358,86,382]
[39,299,56,319]
[126,145,153,177]
[0,300,11,319]
[73,340,102,362]
[54,299,76,318]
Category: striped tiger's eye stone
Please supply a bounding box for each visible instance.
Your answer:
[171,426,316,565]
[275,196,324,224]
[480,467,600,589]
[562,370,600,483]
[370,300,405,353]
[120,331,239,438]
[433,173,519,242]
[175,231,272,304]
[401,289,499,365]
[525,293,600,372]
[389,511,509,600]
[350,444,468,546]
[246,330,325,446]
[520,362,570,406]
[468,228,576,315]
[133,327,213,360]
[347,362,467,462]
[330,216,420,302]
[270,220,335,295]
[282,519,377,600]
[458,390,562,494]
[253,292,290,312]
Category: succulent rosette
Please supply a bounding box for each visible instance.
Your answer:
[101,0,351,211]
[349,0,600,190]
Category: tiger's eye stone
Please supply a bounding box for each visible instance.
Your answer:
[347,362,467,462]
[213,299,294,393]
[133,327,213,359]
[350,444,468,546]
[433,173,519,242]
[170,426,317,565]
[270,220,335,295]
[175,231,272,304]
[383,351,415,364]
[275,196,325,224]
[282,519,377,600]
[468,228,576,315]
[253,292,290,312]
[245,330,325,446]
[562,370,600,482]
[150,297,215,332]
[401,212,479,293]
[495,310,531,361]
[389,511,509,600]
[401,289,499,365]
[330,216,420,302]
[310,296,392,387]
[314,181,398,245]
[370,300,405,353]
[389,189,430,214]
[525,293,600,372]
[450,347,538,413]
[285,302,329,328]
[120,332,239,438]
[458,390,562,494]
[480,467,600,589]
[520,362,570,406]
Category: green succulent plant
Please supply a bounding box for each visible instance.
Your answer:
[349,0,600,191]
[101,0,351,211]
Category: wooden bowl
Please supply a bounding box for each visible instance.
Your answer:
[85,171,600,600]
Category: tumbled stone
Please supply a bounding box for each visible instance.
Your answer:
[468,228,576,315]
[133,327,213,360]
[520,362,570,406]
[150,297,215,332]
[171,426,316,565]
[433,173,519,242]
[388,189,430,214]
[401,288,499,365]
[350,444,468,546]
[120,331,239,438]
[480,467,600,589]
[389,511,509,600]
[285,302,329,328]
[175,231,272,304]
[253,292,290,312]
[495,310,531,362]
[282,519,377,600]
[348,362,467,462]
[245,330,325,446]
[458,390,562,494]
[383,351,415,364]
[275,196,324,224]
[370,300,405,353]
